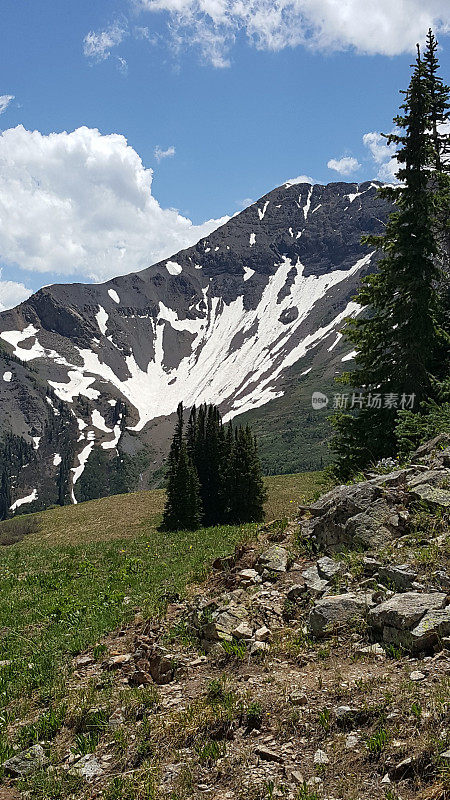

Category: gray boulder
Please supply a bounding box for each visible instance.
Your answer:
[203,605,250,643]
[317,556,342,581]
[368,592,446,631]
[368,592,449,652]
[300,474,409,552]
[257,545,289,573]
[3,744,49,777]
[410,484,450,508]
[377,564,417,591]
[302,565,329,596]
[308,593,374,637]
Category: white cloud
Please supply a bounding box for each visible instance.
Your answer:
[327,156,361,176]
[363,131,399,182]
[134,0,450,66]
[154,145,176,161]
[0,126,229,282]
[0,270,31,312]
[0,95,14,115]
[83,21,127,62]
[284,174,316,186]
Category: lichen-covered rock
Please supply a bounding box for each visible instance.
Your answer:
[300,474,409,552]
[3,745,48,777]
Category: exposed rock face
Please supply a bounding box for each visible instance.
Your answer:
[0,180,391,510]
[300,472,411,552]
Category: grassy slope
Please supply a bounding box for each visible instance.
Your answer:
[0,471,329,719]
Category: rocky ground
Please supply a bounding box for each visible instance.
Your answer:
[2,435,450,800]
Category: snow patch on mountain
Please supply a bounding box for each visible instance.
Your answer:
[166,261,182,275]
[108,289,120,304]
[10,489,37,512]
[96,306,108,336]
[257,201,269,221]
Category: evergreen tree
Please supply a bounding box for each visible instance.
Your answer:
[0,469,10,521]
[332,44,449,479]
[423,29,450,172]
[163,404,202,530]
[163,404,266,529]
[163,441,202,530]
[229,426,266,523]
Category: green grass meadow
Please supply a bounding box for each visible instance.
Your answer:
[0,470,328,760]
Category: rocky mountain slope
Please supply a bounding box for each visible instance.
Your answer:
[2,435,450,800]
[0,180,390,512]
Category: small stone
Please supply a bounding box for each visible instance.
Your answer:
[381,773,391,785]
[188,656,207,667]
[108,710,125,728]
[234,622,253,639]
[258,545,289,573]
[251,641,269,655]
[363,557,382,576]
[303,566,329,595]
[105,653,132,670]
[289,691,308,706]
[313,749,329,765]
[356,643,385,657]
[440,749,450,760]
[238,569,262,586]
[71,755,103,779]
[255,745,284,763]
[335,705,353,720]
[289,770,305,785]
[129,670,152,686]
[345,733,360,749]
[286,584,306,601]
[410,670,426,681]
[255,626,271,642]
[75,655,94,667]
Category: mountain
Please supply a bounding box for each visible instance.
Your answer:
[0,179,390,513]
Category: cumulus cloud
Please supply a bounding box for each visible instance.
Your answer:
[284,174,316,186]
[363,132,399,182]
[154,144,176,161]
[134,0,450,66]
[0,126,229,282]
[327,157,361,176]
[0,270,31,312]
[83,21,127,62]
[0,95,14,115]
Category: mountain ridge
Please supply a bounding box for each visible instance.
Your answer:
[0,179,391,512]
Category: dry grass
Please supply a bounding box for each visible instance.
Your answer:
[4,471,329,548]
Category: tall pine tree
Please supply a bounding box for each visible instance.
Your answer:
[332,42,449,479]
[229,426,267,523]
[163,404,202,530]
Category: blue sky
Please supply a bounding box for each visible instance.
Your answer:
[0,0,449,307]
